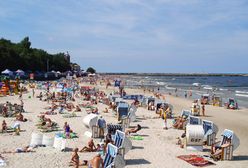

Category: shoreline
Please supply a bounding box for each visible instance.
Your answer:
[99,73,248,76]
[0,79,248,167]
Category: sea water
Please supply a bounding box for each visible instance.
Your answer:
[122,75,248,108]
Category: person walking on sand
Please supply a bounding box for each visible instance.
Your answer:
[163,108,168,130]
[184,91,187,98]
[32,89,35,97]
[202,104,205,116]
[97,116,106,138]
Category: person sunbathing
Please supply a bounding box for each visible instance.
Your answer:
[51,102,58,109]
[173,116,186,129]
[80,139,97,152]
[211,138,232,161]
[2,105,8,117]
[70,148,80,168]
[103,107,109,113]
[74,105,81,112]
[125,124,142,135]
[42,108,57,115]
[46,119,54,127]
[66,104,73,111]
[39,115,49,122]
[148,102,155,111]
[88,153,104,168]
[2,146,34,154]
[1,120,7,133]
[16,112,27,122]
[92,107,98,114]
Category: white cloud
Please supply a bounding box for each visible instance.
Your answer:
[1,0,248,72]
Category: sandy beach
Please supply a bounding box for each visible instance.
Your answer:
[0,81,248,168]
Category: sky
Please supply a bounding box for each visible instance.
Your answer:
[0,0,248,73]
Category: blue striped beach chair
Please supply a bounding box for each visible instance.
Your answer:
[114,130,125,148]
[202,120,216,146]
[104,143,118,168]
[181,110,191,119]
[189,116,202,125]
[211,129,240,160]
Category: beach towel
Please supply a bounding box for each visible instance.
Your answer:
[177,155,215,167]
[131,136,144,140]
[56,132,78,139]
[62,112,77,118]
[39,126,59,133]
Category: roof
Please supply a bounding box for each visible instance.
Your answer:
[222,129,233,139]
[118,102,129,108]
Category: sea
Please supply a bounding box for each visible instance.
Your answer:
[121,75,248,108]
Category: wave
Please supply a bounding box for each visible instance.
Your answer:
[165,86,176,90]
[235,90,248,94]
[192,83,200,86]
[236,94,248,98]
[156,82,166,85]
[219,88,228,91]
[203,85,213,90]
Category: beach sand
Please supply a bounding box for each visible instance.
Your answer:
[0,83,248,168]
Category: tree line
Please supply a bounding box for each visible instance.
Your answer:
[0,37,71,72]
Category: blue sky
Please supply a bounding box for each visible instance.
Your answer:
[0,0,248,73]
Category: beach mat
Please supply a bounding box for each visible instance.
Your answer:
[177,155,215,167]
[130,135,144,140]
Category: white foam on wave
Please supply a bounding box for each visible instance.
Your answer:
[156,82,165,85]
[236,94,248,98]
[192,83,200,86]
[165,86,176,90]
[219,88,228,91]
[236,90,248,94]
[203,86,213,90]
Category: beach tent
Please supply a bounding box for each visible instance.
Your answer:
[1,69,13,76]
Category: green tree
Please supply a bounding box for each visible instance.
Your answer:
[0,37,72,72]
[86,67,96,74]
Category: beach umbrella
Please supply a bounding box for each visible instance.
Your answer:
[1,69,13,76]
[16,69,25,76]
